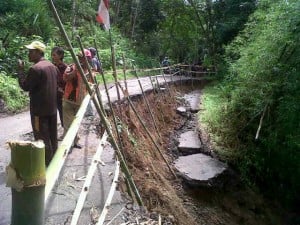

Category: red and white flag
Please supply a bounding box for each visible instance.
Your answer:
[96,0,110,30]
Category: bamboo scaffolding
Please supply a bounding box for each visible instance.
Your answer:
[47,0,143,207]
[161,73,172,95]
[93,42,124,154]
[117,82,177,178]
[70,132,108,225]
[133,67,161,140]
[93,42,137,202]
[148,75,166,126]
[77,36,106,116]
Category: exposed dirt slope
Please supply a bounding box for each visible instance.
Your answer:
[110,84,284,225]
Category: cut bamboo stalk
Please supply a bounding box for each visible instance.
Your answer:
[70,132,108,225]
[45,94,90,203]
[96,160,120,225]
[7,140,46,225]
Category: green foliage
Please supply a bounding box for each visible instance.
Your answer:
[200,0,300,207]
[0,0,53,39]
[0,71,28,111]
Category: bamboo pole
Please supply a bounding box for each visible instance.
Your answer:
[47,0,143,207]
[132,67,161,140]
[109,30,120,101]
[161,73,172,95]
[7,140,46,225]
[116,82,177,178]
[93,39,138,204]
[45,94,90,202]
[77,36,106,116]
[122,53,128,93]
[96,161,120,225]
[70,132,108,225]
[148,75,166,125]
[93,42,124,153]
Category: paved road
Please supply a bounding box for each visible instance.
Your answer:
[0,74,199,225]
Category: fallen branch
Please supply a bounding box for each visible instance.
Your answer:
[255,105,268,140]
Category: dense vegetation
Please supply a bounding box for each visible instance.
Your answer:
[0,0,299,221]
[200,0,300,212]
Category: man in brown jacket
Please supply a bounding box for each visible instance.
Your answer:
[18,40,59,166]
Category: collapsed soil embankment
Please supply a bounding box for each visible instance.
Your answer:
[109,83,284,225]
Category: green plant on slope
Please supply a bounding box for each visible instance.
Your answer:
[200,0,300,208]
[0,72,29,112]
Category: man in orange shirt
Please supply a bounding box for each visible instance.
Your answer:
[62,49,92,148]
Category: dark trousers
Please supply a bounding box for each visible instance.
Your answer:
[57,93,63,127]
[31,114,58,166]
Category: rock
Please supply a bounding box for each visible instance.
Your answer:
[174,153,227,187]
[178,131,201,155]
[183,90,201,113]
[176,106,187,115]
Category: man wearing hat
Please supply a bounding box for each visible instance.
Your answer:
[17,40,60,166]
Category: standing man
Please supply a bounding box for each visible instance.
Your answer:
[63,49,93,148]
[51,46,67,128]
[17,40,59,166]
[88,47,102,73]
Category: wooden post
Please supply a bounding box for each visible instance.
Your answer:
[7,140,46,225]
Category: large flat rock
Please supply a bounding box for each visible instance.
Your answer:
[174,153,227,187]
[178,131,201,154]
[183,90,201,113]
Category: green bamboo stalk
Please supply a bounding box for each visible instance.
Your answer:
[77,36,106,116]
[132,66,161,140]
[122,53,128,92]
[161,73,172,95]
[109,30,120,101]
[47,0,144,207]
[148,75,166,125]
[93,40,124,155]
[7,140,46,225]
[116,83,177,179]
